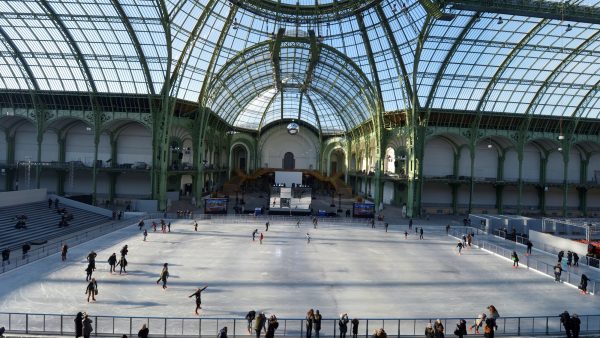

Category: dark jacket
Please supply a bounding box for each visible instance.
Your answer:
[339,316,349,333]
[82,317,93,336]
[108,254,117,265]
[138,327,149,338]
[266,319,279,338]
[351,319,359,334]
[75,313,83,337]
[314,313,322,331]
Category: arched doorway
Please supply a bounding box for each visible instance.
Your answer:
[330,148,345,176]
[283,152,295,170]
[232,144,248,174]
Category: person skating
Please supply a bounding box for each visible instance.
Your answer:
[408,218,413,230]
[384,223,389,232]
[404,230,408,239]
[138,324,149,338]
[559,311,571,338]
[579,274,590,294]
[143,229,147,241]
[445,224,450,234]
[558,250,565,263]
[82,313,93,338]
[265,315,279,338]
[305,309,314,338]
[511,251,519,267]
[252,229,258,241]
[424,323,434,338]
[260,232,264,244]
[461,235,467,247]
[419,227,424,240]
[466,233,473,247]
[61,244,68,261]
[156,263,169,289]
[254,312,266,338]
[314,310,322,338]
[86,251,97,270]
[456,242,464,255]
[120,245,128,257]
[297,219,301,228]
[117,255,127,274]
[85,263,94,281]
[338,314,349,338]
[194,221,198,231]
[433,319,444,338]
[108,253,117,273]
[567,251,573,267]
[138,219,144,230]
[306,233,311,244]
[22,242,31,259]
[265,222,269,231]
[189,285,208,315]
[573,252,579,266]
[454,319,467,338]
[85,278,98,302]
[245,310,256,334]
[371,219,375,228]
[167,222,171,232]
[571,314,581,338]
[351,318,359,338]
[468,313,486,334]
[526,240,533,255]
[554,263,563,282]
[75,312,84,338]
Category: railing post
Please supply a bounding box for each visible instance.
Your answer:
[129,317,133,336]
[397,319,400,337]
[94,316,97,336]
[164,317,167,337]
[301,319,303,338]
[26,313,29,334]
[60,314,63,335]
[43,314,46,332]
[517,317,520,336]
[199,318,202,337]
[545,316,549,335]
[233,318,236,338]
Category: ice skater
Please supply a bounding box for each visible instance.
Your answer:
[152,222,157,232]
[573,252,579,266]
[194,221,198,232]
[138,219,145,230]
[86,251,97,270]
[467,233,472,247]
[338,314,349,338]
[384,223,388,232]
[108,253,117,273]
[404,230,408,239]
[554,263,563,282]
[558,250,565,263]
[371,219,375,228]
[265,222,270,231]
[419,227,424,240]
[245,311,256,334]
[143,229,148,241]
[567,251,573,267]
[579,274,590,294]
[468,313,486,334]
[306,233,311,244]
[85,278,98,302]
[117,255,127,274]
[456,241,464,255]
[120,245,128,258]
[167,222,171,232]
[296,219,301,228]
[188,285,208,315]
[526,240,533,255]
[157,263,169,289]
[260,232,264,244]
[61,244,68,261]
[511,251,519,267]
[85,263,94,281]
[252,229,258,241]
[408,218,413,230]
[445,224,450,234]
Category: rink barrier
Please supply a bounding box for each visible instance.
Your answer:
[146,213,384,226]
[450,229,597,295]
[1,312,600,337]
[0,219,135,275]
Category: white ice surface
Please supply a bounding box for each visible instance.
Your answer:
[0,220,598,319]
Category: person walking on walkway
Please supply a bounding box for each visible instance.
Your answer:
[339,314,349,338]
[573,252,579,266]
[138,324,149,338]
[82,314,93,338]
[265,315,279,338]
[254,312,266,338]
[314,310,322,338]
[245,311,256,334]
[559,311,572,338]
[351,318,359,338]
[305,309,314,338]
[571,314,581,338]
[61,244,68,261]
[143,229,147,241]
[75,312,83,338]
[579,274,590,294]
[526,240,533,255]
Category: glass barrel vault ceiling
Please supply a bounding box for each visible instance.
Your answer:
[0,0,598,135]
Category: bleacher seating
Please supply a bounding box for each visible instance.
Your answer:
[0,201,110,251]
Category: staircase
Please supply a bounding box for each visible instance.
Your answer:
[223,168,353,197]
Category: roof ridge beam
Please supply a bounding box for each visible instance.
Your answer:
[271,28,286,91]
[301,30,320,93]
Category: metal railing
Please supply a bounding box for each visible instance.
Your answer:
[145,213,382,226]
[449,229,597,295]
[1,312,599,337]
[0,219,134,274]
[513,235,600,271]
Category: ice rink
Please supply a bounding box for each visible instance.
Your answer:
[0,219,598,319]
